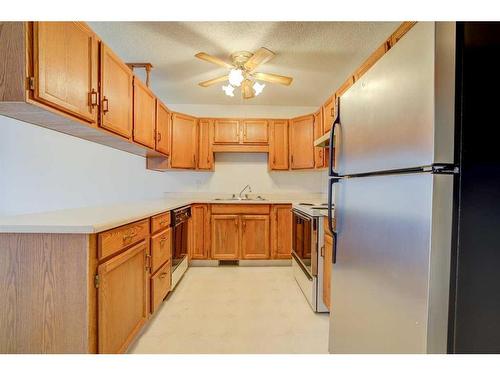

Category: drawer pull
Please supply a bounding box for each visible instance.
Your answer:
[159,220,168,226]
[159,272,168,279]
[123,229,138,243]
[160,236,168,245]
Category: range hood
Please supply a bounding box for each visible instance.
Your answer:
[314,131,333,148]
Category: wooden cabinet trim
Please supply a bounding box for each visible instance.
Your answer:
[210,204,270,215]
[97,219,150,261]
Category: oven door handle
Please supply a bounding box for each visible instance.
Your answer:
[292,251,313,281]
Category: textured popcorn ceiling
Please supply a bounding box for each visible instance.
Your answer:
[89,22,399,106]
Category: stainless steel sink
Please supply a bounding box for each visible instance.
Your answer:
[213,195,267,201]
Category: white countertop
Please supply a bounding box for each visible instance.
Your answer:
[0,194,325,234]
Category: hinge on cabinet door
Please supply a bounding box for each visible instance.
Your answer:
[94,274,100,289]
[27,77,35,91]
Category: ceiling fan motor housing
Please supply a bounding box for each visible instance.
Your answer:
[230,51,254,68]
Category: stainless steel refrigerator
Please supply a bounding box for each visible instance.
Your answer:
[326,22,458,353]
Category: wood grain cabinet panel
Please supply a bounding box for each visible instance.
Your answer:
[133,78,156,149]
[271,205,292,259]
[190,204,210,260]
[289,115,315,169]
[150,260,171,314]
[323,232,334,310]
[211,215,240,260]
[241,120,268,144]
[100,43,133,139]
[97,219,149,261]
[32,22,98,124]
[155,101,171,155]
[269,120,289,170]
[97,240,148,354]
[151,228,171,274]
[322,95,335,134]
[151,211,171,234]
[170,113,198,169]
[241,215,270,260]
[313,109,325,168]
[213,119,240,144]
[198,119,213,170]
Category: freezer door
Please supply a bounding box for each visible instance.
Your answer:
[329,173,453,353]
[336,22,455,175]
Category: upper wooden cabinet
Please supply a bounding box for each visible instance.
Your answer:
[211,215,240,260]
[322,95,335,134]
[155,101,171,156]
[170,113,198,169]
[269,120,289,170]
[313,109,325,168]
[100,43,133,139]
[133,78,156,149]
[289,115,315,169]
[271,205,292,259]
[241,215,270,260]
[198,119,214,170]
[241,120,269,144]
[213,119,239,144]
[32,22,98,124]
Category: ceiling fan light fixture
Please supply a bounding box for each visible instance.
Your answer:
[253,81,266,96]
[222,84,235,97]
[228,68,244,87]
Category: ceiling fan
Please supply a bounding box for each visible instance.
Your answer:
[195,47,293,99]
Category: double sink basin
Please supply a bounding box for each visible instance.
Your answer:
[213,195,267,202]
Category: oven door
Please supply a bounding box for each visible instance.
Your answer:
[292,209,317,278]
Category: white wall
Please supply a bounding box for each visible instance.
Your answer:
[0,110,325,216]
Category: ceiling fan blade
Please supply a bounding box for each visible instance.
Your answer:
[252,72,293,86]
[241,79,255,99]
[244,47,275,72]
[195,52,233,69]
[198,75,229,87]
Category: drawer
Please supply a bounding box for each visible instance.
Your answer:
[98,219,150,260]
[151,227,172,274]
[151,260,171,313]
[151,211,171,233]
[210,204,270,215]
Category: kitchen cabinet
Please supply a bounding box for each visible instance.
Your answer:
[32,22,99,124]
[198,119,214,170]
[322,95,335,134]
[190,204,210,259]
[211,215,240,259]
[269,120,289,170]
[150,228,171,274]
[150,260,171,314]
[213,119,240,144]
[100,43,133,139]
[97,239,149,354]
[323,232,334,310]
[241,215,270,259]
[170,113,198,169]
[155,101,171,155]
[313,109,325,168]
[133,78,156,149]
[289,114,315,169]
[241,120,269,144]
[271,205,292,259]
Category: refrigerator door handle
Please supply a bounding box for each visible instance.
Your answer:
[328,177,340,264]
[329,96,341,177]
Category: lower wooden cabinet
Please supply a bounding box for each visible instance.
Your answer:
[190,204,210,259]
[241,215,270,259]
[271,205,292,259]
[97,239,149,354]
[323,232,334,310]
[211,214,240,259]
[151,260,171,313]
[150,227,171,273]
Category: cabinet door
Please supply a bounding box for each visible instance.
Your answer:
[322,95,335,134]
[241,215,270,260]
[156,101,171,155]
[211,215,239,260]
[191,204,210,259]
[241,120,268,144]
[197,119,213,170]
[269,120,289,170]
[289,115,315,169]
[170,113,198,169]
[151,227,172,274]
[272,205,292,259]
[33,22,98,123]
[323,233,334,310]
[133,78,156,149]
[100,43,133,139]
[313,109,325,168]
[97,240,148,354]
[213,119,240,144]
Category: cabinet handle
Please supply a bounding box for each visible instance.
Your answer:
[157,132,162,142]
[146,254,152,271]
[102,96,109,114]
[291,155,294,165]
[193,154,196,166]
[89,89,98,107]
[159,272,168,279]
[160,236,168,245]
[123,228,138,243]
[242,220,246,231]
[234,220,238,228]
[321,245,325,257]
[159,220,168,226]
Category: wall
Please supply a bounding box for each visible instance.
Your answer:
[0,108,325,216]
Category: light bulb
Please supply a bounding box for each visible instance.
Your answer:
[228,69,244,87]
[222,84,235,97]
[253,81,266,96]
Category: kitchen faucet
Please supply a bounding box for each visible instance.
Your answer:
[238,184,252,199]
